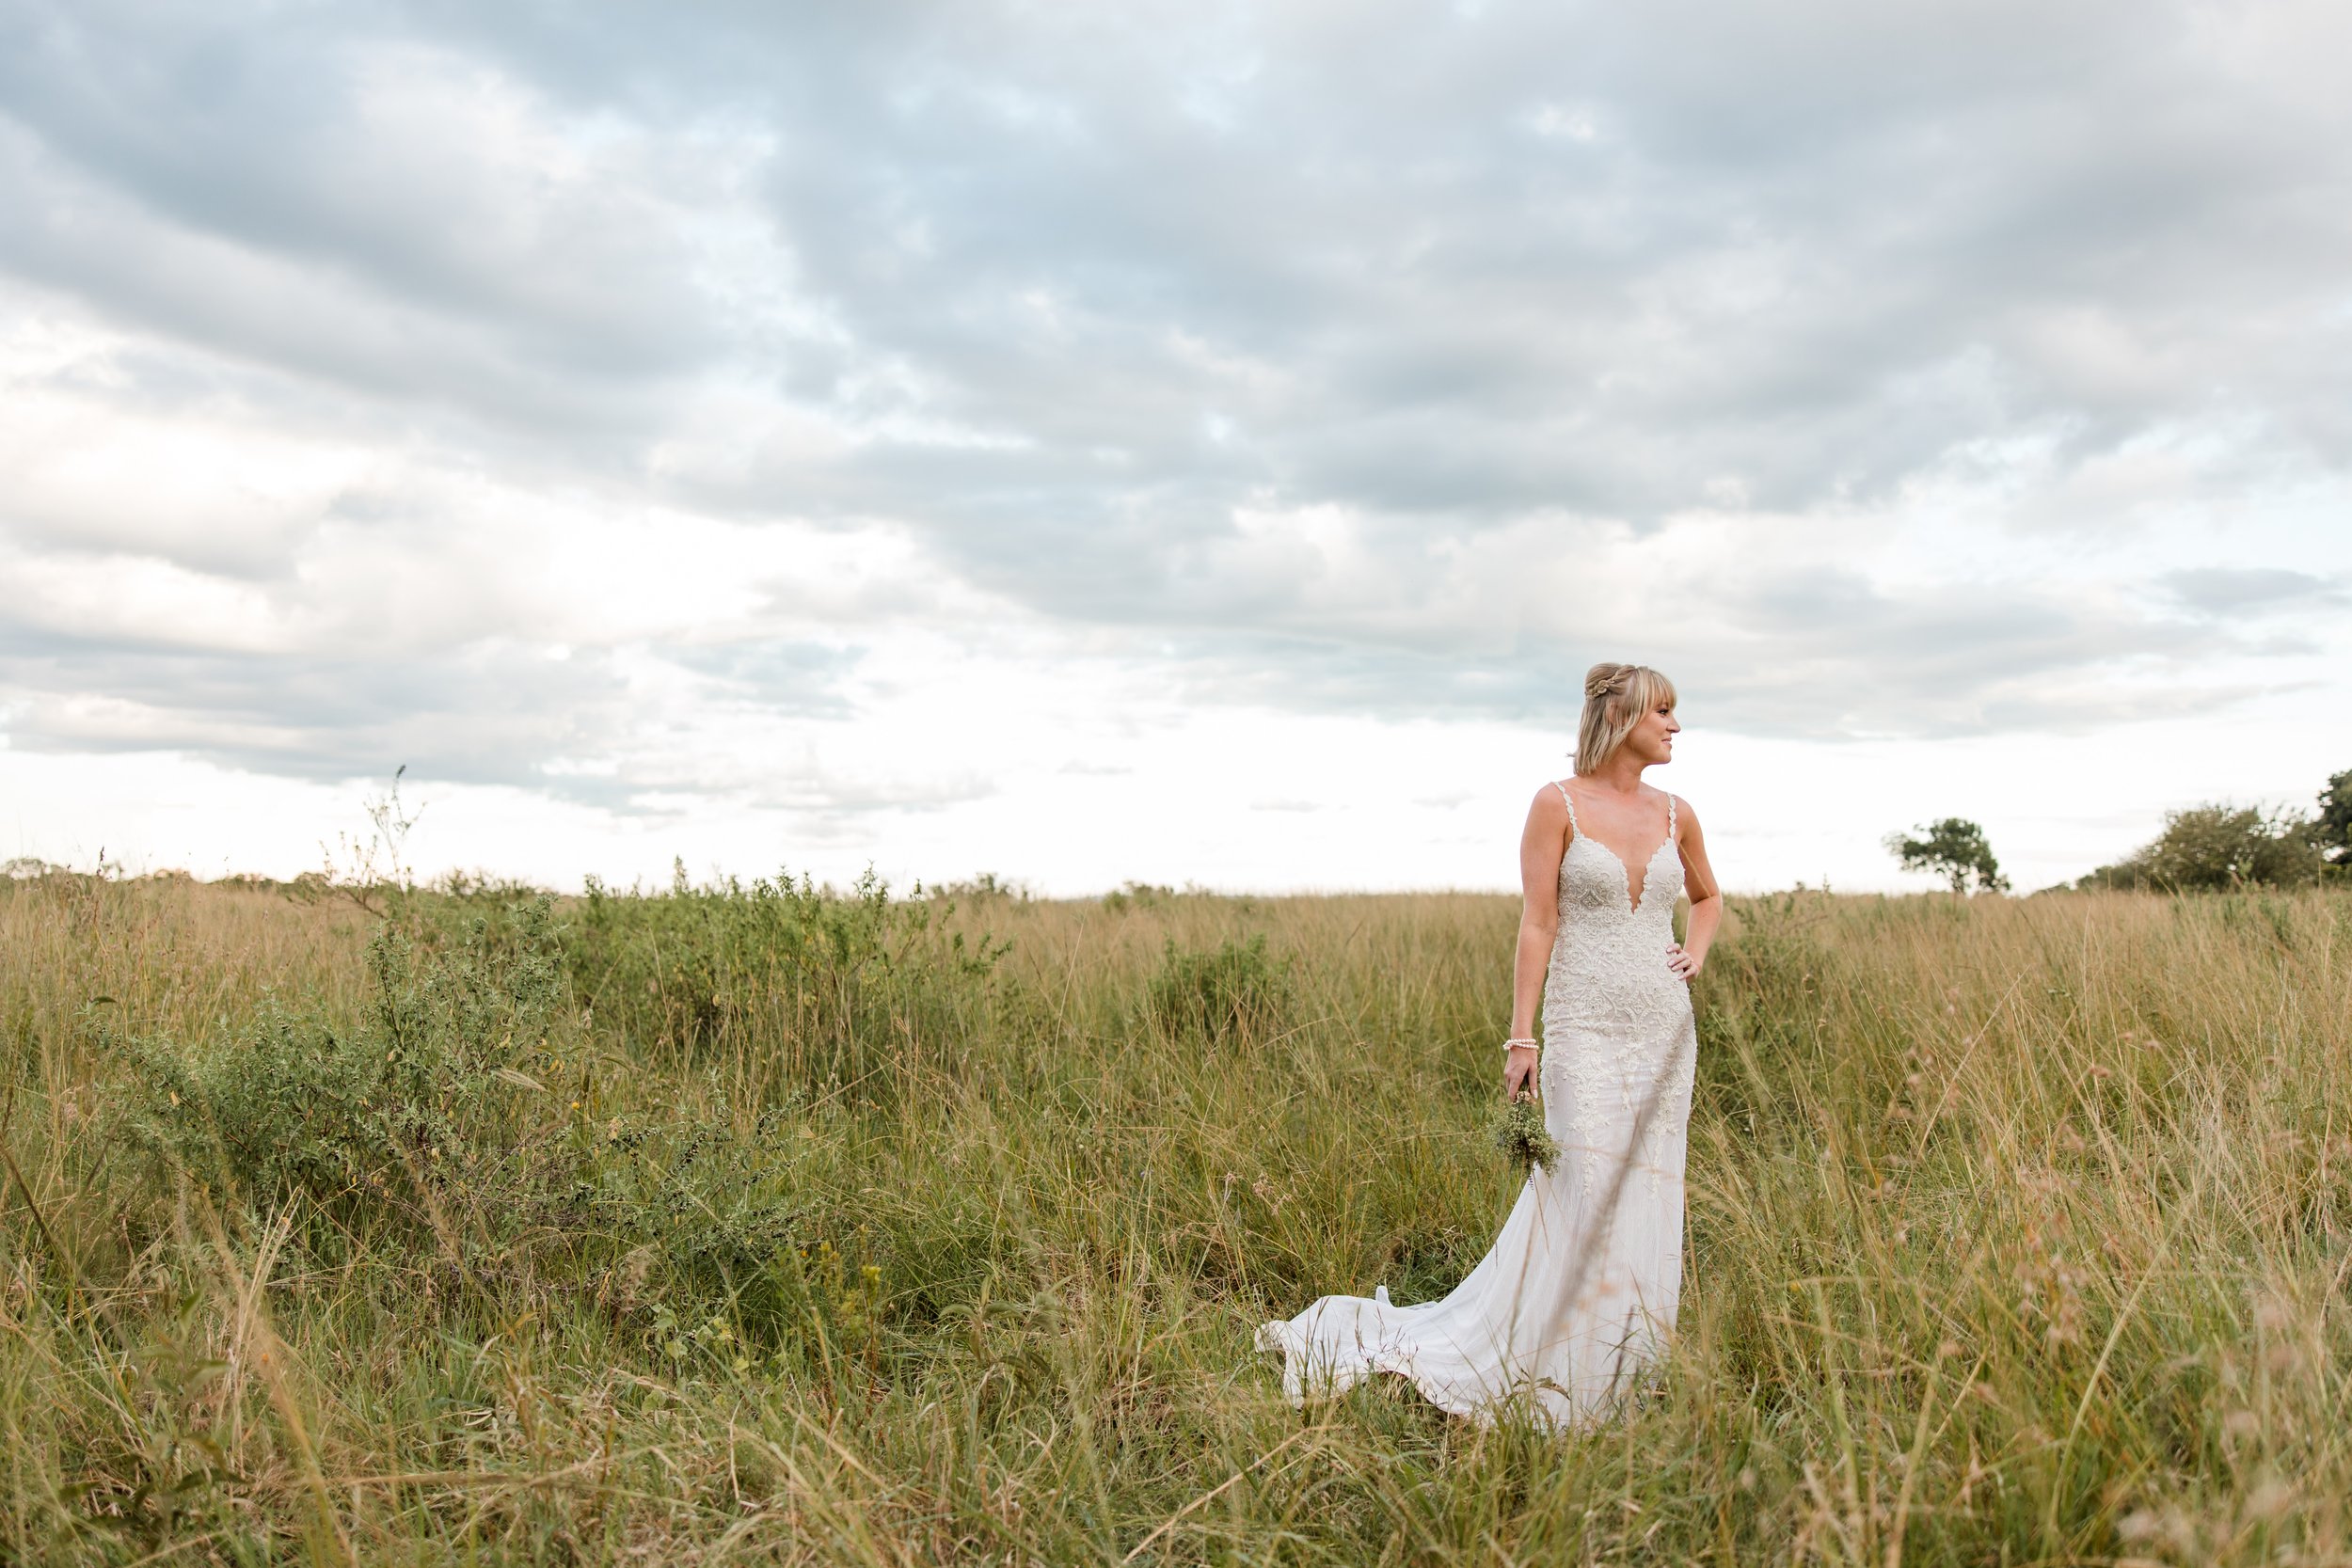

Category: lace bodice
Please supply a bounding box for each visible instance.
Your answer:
[1542,784,1689,1034]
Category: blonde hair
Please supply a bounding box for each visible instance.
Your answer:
[1575,662,1677,775]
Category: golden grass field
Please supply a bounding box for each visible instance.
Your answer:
[0,869,2345,1564]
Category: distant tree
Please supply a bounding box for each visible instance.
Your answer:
[2075,803,2323,891]
[1885,817,2010,895]
[2317,768,2352,867]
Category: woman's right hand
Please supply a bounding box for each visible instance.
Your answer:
[1502,1043,1538,1101]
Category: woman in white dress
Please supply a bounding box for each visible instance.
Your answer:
[1257,662,1724,1426]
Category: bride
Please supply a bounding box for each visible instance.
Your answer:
[1257,662,1723,1426]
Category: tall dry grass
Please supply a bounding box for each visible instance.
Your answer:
[0,871,2345,1564]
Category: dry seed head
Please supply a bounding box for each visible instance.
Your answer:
[2244,1478,2295,1521]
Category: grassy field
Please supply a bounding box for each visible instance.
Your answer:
[0,869,2346,1564]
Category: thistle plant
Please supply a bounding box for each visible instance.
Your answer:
[1487,1094,1560,1175]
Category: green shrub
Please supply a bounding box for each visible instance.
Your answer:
[2317,768,2351,867]
[565,865,1005,1103]
[1147,933,1291,1043]
[2077,803,2323,890]
[569,1106,878,1366]
[111,899,569,1242]
[1101,879,1175,913]
[108,895,984,1359]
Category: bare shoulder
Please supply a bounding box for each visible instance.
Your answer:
[1663,789,1704,837]
[1524,781,1571,843]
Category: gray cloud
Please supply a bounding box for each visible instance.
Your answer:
[0,630,630,791]
[1159,566,2270,743]
[2,0,2348,798]
[2160,567,2344,615]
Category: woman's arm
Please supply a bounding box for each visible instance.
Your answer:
[1504,786,1570,1099]
[1666,797,1723,980]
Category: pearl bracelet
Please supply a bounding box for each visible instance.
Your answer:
[1502,1037,1538,1052]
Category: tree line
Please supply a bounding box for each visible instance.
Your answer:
[1889,768,2349,894]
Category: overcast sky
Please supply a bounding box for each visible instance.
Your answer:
[3,0,2347,895]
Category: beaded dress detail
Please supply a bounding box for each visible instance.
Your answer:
[1255,784,1697,1427]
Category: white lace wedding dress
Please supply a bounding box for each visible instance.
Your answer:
[1256,784,1698,1427]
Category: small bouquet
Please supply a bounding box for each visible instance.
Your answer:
[1487,1095,1560,1176]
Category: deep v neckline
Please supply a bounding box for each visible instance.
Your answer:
[1559,784,1677,913]
[1575,834,1675,913]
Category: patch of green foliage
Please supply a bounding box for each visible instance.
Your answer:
[2316,768,2351,866]
[1100,879,1177,913]
[2076,802,2325,890]
[1146,932,1292,1043]
[1885,816,2010,894]
[566,862,1006,1103]
[111,900,571,1246]
[104,891,995,1370]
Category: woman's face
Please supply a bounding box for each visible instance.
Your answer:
[1622,698,1680,766]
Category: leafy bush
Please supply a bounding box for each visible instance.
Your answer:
[112,899,569,1239]
[2317,768,2351,867]
[565,865,1005,1102]
[108,893,990,1359]
[2076,804,2324,891]
[1147,934,1291,1043]
[1101,880,1176,913]
[572,1107,882,1366]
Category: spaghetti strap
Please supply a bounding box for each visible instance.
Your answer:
[1553,780,1580,836]
[1665,792,1678,841]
